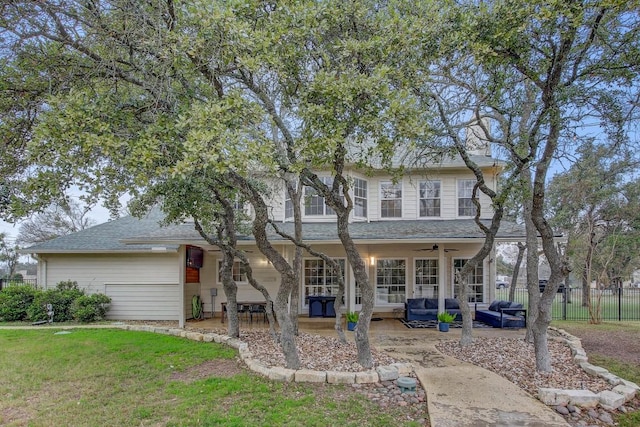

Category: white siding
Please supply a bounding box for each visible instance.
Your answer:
[41,253,180,320]
[105,283,179,320]
[42,253,179,293]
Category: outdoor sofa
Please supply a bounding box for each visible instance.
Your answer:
[474,300,527,328]
[404,298,463,321]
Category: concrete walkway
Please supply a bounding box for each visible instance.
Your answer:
[365,325,570,427]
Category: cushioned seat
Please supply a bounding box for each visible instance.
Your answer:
[475,300,526,328]
[405,298,462,321]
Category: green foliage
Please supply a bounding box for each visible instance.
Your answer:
[26,284,84,322]
[0,285,36,321]
[71,293,111,322]
[346,311,359,323]
[437,312,456,323]
[0,280,98,323]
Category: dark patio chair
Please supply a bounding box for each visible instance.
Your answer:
[249,304,267,323]
[237,304,250,322]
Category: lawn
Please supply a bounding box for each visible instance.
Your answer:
[0,328,423,427]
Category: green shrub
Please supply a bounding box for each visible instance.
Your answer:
[26,281,84,323]
[72,294,111,322]
[437,311,456,323]
[0,285,37,321]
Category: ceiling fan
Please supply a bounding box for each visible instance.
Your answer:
[207,249,253,253]
[413,244,459,253]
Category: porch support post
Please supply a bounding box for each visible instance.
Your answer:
[438,245,446,314]
[488,245,497,303]
[178,245,186,328]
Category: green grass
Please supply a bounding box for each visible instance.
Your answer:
[0,328,423,426]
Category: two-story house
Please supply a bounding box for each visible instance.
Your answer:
[24,141,526,326]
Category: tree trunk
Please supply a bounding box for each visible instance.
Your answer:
[337,213,374,368]
[456,273,474,346]
[509,242,526,302]
[221,250,240,338]
[523,172,540,345]
[229,171,301,369]
[531,310,552,371]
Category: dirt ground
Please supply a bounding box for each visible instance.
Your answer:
[560,323,640,365]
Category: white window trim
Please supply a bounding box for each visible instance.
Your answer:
[303,176,338,217]
[418,180,441,218]
[375,257,407,305]
[457,178,477,218]
[217,260,248,285]
[452,258,485,303]
[379,181,403,219]
[352,177,368,219]
[302,257,347,307]
[414,257,439,298]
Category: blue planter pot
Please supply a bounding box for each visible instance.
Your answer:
[438,322,450,332]
[347,322,357,331]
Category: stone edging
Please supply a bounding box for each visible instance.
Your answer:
[121,324,414,384]
[539,327,639,410]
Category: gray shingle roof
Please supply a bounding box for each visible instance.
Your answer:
[22,213,531,254]
[121,219,528,245]
[21,208,178,253]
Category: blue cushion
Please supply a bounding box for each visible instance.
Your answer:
[498,301,513,309]
[488,300,501,312]
[445,298,459,310]
[410,309,430,316]
[425,298,438,309]
[407,299,426,310]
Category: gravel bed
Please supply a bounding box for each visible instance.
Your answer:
[230,329,398,372]
[435,336,611,396]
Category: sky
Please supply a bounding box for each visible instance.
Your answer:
[0,202,114,247]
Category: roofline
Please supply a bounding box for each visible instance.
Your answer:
[19,248,179,255]
[120,237,516,246]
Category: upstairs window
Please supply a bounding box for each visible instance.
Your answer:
[458,179,477,217]
[353,178,368,218]
[284,192,293,221]
[304,177,336,216]
[419,181,441,217]
[380,182,402,218]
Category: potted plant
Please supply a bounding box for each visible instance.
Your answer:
[437,311,456,332]
[346,311,359,331]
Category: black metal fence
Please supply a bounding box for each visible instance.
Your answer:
[0,278,38,291]
[496,287,640,321]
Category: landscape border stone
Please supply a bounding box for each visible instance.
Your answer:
[124,325,415,385]
[543,327,639,411]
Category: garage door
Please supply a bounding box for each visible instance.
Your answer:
[105,283,179,320]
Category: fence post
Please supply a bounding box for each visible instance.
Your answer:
[618,286,622,321]
[562,287,567,320]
